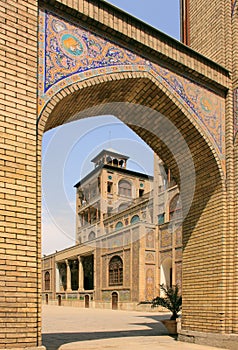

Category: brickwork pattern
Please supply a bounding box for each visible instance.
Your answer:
[0,0,41,348]
[0,0,237,348]
[186,0,230,68]
[234,135,238,335]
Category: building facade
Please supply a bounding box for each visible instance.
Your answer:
[42,149,182,310]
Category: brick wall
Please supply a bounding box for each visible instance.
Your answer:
[0,0,41,348]
[233,5,238,334]
[185,0,231,69]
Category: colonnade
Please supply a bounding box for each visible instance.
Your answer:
[56,256,86,292]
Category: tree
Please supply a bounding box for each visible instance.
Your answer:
[151,284,182,320]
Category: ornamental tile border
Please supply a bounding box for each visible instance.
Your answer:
[38,9,225,160]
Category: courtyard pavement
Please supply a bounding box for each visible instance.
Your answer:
[42,305,226,350]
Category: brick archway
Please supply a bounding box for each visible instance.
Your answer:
[1,0,236,349]
[37,71,227,334]
[38,71,224,171]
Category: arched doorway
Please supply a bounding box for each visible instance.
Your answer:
[85,295,90,308]
[44,271,50,291]
[112,292,118,310]
[38,72,226,335]
[160,257,173,289]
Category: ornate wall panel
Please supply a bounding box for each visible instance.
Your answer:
[146,230,155,248]
[145,251,155,263]
[38,8,226,161]
[145,266,155,300]
[161,229,172,248]
[124,249,131,287]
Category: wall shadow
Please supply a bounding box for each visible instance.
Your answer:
[42,314,175,350]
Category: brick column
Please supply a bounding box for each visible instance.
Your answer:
[0,0,44,349]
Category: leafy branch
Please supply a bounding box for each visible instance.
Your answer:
[151,284,182,320]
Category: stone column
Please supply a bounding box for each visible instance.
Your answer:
[78,256,84,291]
[66,260,72,292]
[55,263,60,293]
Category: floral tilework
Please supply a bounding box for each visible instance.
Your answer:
[161,229,172,248]
[146,231,155,249]
[38,9,225,160]
[145,252,155,263]
[145,267,155,301]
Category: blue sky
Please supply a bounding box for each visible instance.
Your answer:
[104,0,180,39]
[42,1,180,255]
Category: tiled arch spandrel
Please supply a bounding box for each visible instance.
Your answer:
[38,9,225,168]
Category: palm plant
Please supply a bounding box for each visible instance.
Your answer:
[151,284,182,320]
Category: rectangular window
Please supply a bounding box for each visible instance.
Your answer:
[97,177,101,193]
[158,213,165,225]
[107,181,113,193]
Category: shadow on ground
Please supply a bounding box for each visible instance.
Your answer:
[42,315,175,350]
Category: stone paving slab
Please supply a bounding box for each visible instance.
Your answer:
[59,336,227,350]
[42,305,226,350]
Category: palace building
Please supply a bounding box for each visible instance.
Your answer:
[42,149,182,310]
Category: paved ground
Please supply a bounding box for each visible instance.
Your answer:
[42,305,226,350]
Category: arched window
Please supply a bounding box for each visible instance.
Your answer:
[169,194,182,221]
[118,203,129,212]
[88,231,96,241]
[118,179,132,197]
[45,271,50,291]
[115,221,123,230]
[109,256,123,286]
[130,215,140,224]
[113,158,118,166]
